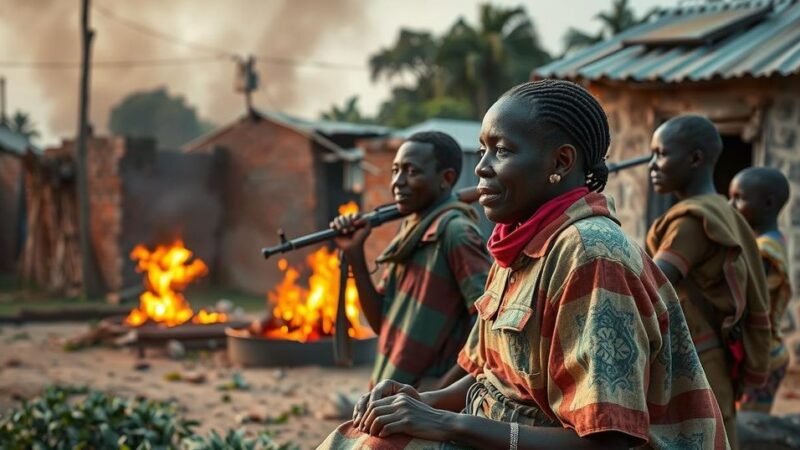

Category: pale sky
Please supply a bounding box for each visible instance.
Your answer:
[0,0,668,147]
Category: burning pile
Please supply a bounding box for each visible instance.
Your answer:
[260,201,371,342]
[125,240,227,327]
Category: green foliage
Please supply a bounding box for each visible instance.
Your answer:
[0,385,195,449]
[322,3,552,127]
[4,110,40,142]
[182,429,297,450]
[562,0,649,55]
[108,88,216,150]
[320,96,374,124]
[217,373,250,391]
[0,386,295,450]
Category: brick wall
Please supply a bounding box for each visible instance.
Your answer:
[185,116,317,294]
[0,152,22,272]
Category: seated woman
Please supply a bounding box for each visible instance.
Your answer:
[318,80,728,450]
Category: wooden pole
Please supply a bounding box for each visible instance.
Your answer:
[0,77,6,125]
[76,0,102,298]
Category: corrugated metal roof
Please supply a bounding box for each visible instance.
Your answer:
[395,118,482,153]
[0,125,39,156]
[258,110,393,136]
[534,0,800,83]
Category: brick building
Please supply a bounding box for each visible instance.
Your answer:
[535,0,800,292]
[21,136,223,296]
[183,110,389,293]
[0,126,36,274]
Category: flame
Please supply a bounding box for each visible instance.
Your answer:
[124,240,227,327]
[264,203,371,342]
[338,201,359,216]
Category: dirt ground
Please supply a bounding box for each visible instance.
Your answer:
[0,322,370,449]
[1,321,800,450]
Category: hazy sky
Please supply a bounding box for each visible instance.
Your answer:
[0,0,666,147]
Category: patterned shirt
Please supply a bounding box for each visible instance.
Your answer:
[458,193,729,449]
[373,209,491,386]
[757,232,792,370]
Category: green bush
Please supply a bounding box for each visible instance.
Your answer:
[0,386,296,450]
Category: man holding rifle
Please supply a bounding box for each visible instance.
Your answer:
[330,131,491,391]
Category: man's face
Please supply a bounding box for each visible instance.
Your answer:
[391,141,442,215]
[476,96,555,225]
[728,175,760,226]
[649,125,694,195]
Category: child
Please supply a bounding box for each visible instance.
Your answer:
[729,167,792,413]
[646,114,771,449]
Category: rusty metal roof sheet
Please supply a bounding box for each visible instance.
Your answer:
[0,125,39,156]
[534,0,800,83]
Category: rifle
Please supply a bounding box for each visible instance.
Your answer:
[260,153,651,259]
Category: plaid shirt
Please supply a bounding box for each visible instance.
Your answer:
[372,209,490,386]
[458,193,729,449]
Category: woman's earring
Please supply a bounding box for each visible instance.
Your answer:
[549,173,562,184]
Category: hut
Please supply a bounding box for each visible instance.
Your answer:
[535,0,800,291]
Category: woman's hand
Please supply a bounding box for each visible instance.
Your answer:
[352,380,420,429]
[362,393,456,441]
[330,213,371,254]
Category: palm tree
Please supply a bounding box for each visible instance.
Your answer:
[320,96,372,124]
[437,4,551,115]
[563,0,646,55]
[368,29,438,97]
[8,111,40,142]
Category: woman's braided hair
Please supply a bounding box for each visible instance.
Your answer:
[504,79,611,192]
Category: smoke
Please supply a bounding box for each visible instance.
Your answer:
[0,0,369,145]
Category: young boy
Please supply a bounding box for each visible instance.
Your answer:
[646,114,771,449]
[729,167,792,413]
[331,131,491,390]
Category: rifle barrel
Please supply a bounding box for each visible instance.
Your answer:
[261,153,651,259]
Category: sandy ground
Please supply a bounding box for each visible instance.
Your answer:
[0,322,370,449]
[1,322,800,449]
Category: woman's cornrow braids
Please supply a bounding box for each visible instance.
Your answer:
[505,79,611,192]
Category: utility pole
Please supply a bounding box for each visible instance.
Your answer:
[0,77,6,126]
[76,0,102,299]
[234,55,258,115]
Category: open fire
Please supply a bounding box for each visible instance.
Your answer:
[260,201,372,342]
[125,240,227,327]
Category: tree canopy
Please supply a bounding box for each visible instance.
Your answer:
[108,88,215,150]
[320,3,551,128]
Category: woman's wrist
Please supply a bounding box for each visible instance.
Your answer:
[437,410,466,442]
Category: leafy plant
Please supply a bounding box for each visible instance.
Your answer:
[0,385,196,449]
[0,385,297,450]
[217,373,250,391]
[182,429,297,450]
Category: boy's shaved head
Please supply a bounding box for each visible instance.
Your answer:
[658,114,723,166]
[734,167,790,212]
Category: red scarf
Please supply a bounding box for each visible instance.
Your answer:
[487,187,590,268]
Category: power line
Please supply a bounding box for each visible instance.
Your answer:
[92,4,369,71]
[92,4,236,58]
[0,56,229,70]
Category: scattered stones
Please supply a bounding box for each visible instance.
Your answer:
[181,371,207,384]
[166,340,185,359]
[133,360,150,371]
[4,358,22,368]
[215,299,234,314]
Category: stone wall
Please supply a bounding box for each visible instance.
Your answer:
[763,92,800,292]
[590,76,800,300]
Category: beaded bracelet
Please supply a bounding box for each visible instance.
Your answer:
[509,422,519,450]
